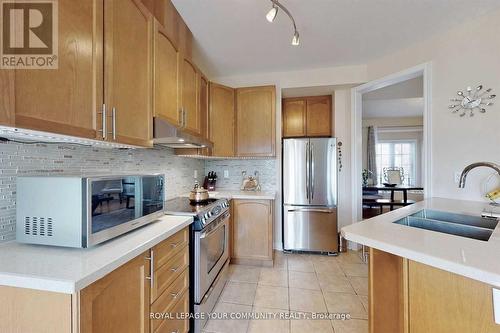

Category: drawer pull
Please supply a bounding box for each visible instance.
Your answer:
[170,267,178,272]
[145,250,154,287]
[170,242,180,248]
[171,330,179,333]
[171,291,180,299]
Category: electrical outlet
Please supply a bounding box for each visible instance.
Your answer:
[194,170,198,179]
[224,170,229,178]
[454,171,461,183]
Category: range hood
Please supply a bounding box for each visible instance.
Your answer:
[153,117,212,149]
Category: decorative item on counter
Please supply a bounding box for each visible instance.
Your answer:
[449,85,495,117]
[203,171,217,191]
[240,170,261,191]
[337,141,343,172]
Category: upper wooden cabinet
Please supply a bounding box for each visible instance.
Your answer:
[80,252,150,333]
[153,21,180,127]
[210,83,235,157]
[104,0,153,147]
[235,86,276,157]
[181,58,200,134]
[13,0,99,139]
[282,94,334,138]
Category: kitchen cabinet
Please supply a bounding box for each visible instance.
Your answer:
[369,248,500,333]
[80,252,150,333]
[153,21,180,127]
[0,70,14,126]
[198,73,212,156]
[282,95,334,138]
[0,227,190,333]
[180,58,200,134]
[235,86,276,157]
[210,82,235,157]
[231,199,274,266]
[104,0,153,147]
[12,0,153,147]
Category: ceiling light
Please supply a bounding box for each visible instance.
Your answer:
[265,1,300,46]
[266,4,278,22]
[291,31,300,46]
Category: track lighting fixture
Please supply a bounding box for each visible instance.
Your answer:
[265,0,300,46]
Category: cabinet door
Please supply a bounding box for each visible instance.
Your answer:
[80,252,150,333]
[105,0,153,147]
[209,83,235,157]
[282,98,306,137]
[0,70,14,126]
[14,0,100,139]
[306,95,333,137]
[198,74,211,156]
[235,86,276,157]
[232,200,273,261]
[154,21,180,126]
[181,58,199,134]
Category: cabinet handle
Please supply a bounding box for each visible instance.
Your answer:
[171,330,179,333]
[99,104,107,140]
[171,291,180,299]
[145,250,154,287]
[170,267,178,272]
[178,109,183,126]
[112,107,116,140]
[183,109,187,128]
[170,242,180,248]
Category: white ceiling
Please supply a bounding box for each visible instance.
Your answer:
[172,0,500,77]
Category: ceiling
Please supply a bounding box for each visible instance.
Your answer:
[172,0,500,77]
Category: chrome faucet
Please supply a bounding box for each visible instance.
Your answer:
[458,162,500,188]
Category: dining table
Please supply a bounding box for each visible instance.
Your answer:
[362,184,424,203]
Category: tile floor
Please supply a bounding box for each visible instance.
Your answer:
[203,250,369,333]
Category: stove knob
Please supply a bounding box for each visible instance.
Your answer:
[204,213,209,219]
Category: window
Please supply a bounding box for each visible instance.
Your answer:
[375,141,416,185]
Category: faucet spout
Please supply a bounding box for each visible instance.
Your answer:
[458,162,500,188]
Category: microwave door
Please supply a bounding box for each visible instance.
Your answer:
[283,139,310,206]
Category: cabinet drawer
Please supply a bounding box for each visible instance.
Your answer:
[152,245,189,301]
[152,271,189,333]
[153,227,189,270]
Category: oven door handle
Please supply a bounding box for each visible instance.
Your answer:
[199,215,229,239]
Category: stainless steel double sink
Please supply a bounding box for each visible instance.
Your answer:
[394,209,499,241]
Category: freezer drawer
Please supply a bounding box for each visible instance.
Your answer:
[283,206,338,252]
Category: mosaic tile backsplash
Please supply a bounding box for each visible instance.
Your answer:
[204,159,277,192]
[0,142,205,242]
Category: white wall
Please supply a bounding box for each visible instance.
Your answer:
[366,8,500,202]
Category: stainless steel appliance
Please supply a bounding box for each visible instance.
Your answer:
[153,117,213,148]
[283,138,338,253]
[16,175,165,248]
[164,197,230,333]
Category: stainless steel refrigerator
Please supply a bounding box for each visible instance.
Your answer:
[283,138,338,253]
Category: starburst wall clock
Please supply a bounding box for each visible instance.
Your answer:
[449,85,496,117]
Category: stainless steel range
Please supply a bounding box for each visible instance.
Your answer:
[165,197,230,333]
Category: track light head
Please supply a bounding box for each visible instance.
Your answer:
[266,4,278,22]
[291,30,300,46]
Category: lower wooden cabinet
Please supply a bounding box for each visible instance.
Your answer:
[0,227,190,333]
[231,199,274,266]
[369,248,500,333]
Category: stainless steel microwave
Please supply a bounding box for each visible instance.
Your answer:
[16,175,165,248]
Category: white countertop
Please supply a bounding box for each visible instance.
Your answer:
[341,198,500,288]
[0,215,193,294]
[181,190,276,200]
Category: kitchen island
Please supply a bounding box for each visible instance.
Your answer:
[341,198,500,333]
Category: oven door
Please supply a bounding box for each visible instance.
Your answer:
[194,210,230,303]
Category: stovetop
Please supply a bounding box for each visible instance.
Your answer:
[164,197,229,231]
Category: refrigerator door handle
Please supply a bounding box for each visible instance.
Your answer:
[310,142,315,200]
[287,208,335,213]
[305,142,310,200]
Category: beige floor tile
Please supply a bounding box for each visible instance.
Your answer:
[248,307,290,333]
[337,251,364,265]
[290,316,334,333]
[349,276,368,296]
[289,287,327,313]
[204,302,252,333]
[340,263,368,277]
[229,265,261,283]
[359,295,368,312]
[219,281,257,305]
[331,319,368,333]
[323,292,367,319]
[308,253,340,264]
[288,271,320,290]
[274,255,288,270]
[314,261,346,275]
[254,285,289,310]
[259,268,288,287]
[317,273,355,293]
[288,256,315,272]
